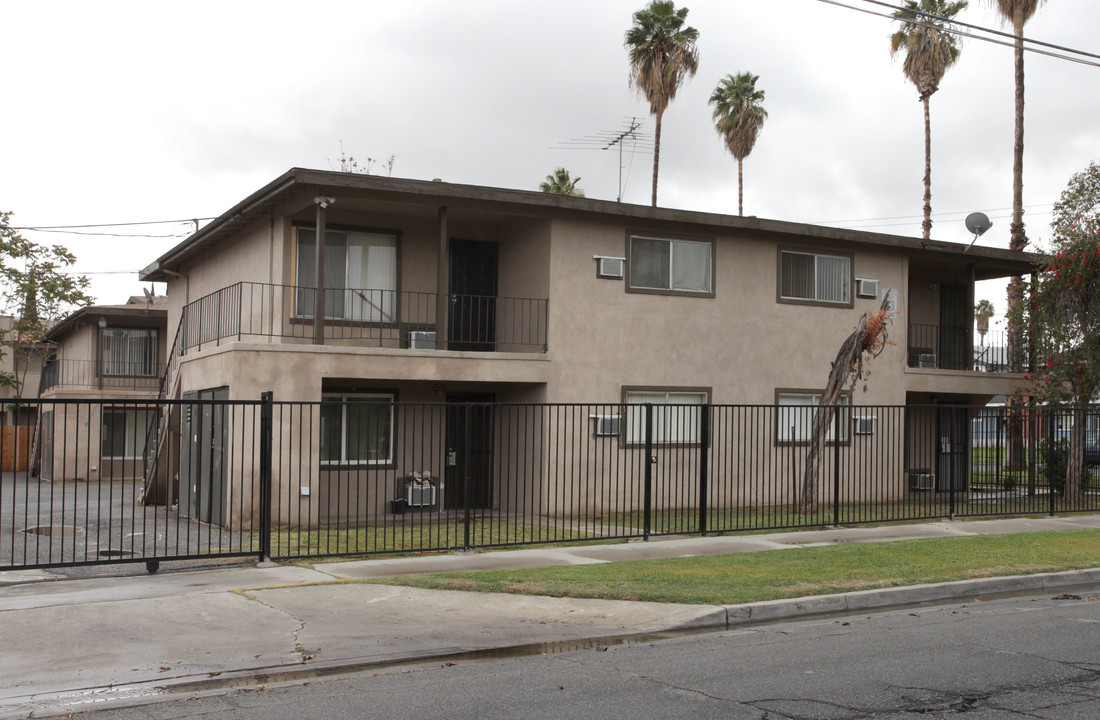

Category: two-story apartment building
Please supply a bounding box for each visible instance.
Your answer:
[138,169,1035,529]
[37,296,167,482]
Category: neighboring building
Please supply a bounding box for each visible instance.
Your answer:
[0,316,51,471]
[138,169,1037,526]
[37,295,168,481]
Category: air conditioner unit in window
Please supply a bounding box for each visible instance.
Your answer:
[919,353,937,368]
[593,415,621,437]
[406,485,436,507]
[595,256,625,279]
[408,331,437,350]
[853,417,876,435]
[856,278,879,299]
[909,470,935,491]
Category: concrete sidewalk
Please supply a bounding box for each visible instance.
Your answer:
[1,515,1099,718]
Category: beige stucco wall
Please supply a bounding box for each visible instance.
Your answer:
[541,217,909,406]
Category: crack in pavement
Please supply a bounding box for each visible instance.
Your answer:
[235,591,314,663]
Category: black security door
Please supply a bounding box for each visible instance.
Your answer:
[936,405,968,492]
[445,393,495,510]
[180,387,229,525]
[449,240,498,351]
[939,283,969,371]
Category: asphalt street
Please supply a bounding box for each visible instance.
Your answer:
[68,587,1100,720]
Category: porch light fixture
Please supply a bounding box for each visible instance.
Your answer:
[98,318,107,329]
[314,196,335,209]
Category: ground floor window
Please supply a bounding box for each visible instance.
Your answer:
[101,408,153,459]
[320,393,394,465]
[622,387,709,446]
[776,391,850,444]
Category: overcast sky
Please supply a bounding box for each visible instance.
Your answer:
[2,0,1097,322]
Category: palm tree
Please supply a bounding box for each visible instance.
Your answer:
[625,1,699,207]
[989,0,1044,254]
[538,168,584,197]
[708,72,768,217]
[890,0,968,241]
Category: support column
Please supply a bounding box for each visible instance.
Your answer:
[437,206,449,349]
[313,196,334,345]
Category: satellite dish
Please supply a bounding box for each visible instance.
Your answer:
[964,212,992,253]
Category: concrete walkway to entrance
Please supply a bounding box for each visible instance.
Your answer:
[1,515,1098,718]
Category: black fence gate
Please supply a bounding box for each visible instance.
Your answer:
[3,399,1098,571]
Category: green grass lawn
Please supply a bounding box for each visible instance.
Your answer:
[271,519,590,558]
[371,528,1100,605]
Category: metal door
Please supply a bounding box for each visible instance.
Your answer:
[180,387,229,524]
[449,240,498,352]
[936,405,968,492]
[444,393,495,510]
[939,283,969,371]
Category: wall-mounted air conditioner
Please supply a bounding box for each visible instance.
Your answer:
[856,278,879,299]
[919,353,937,368]
[409,331,437,350]
[406,485,437,507]
[853,416,876,435]
[908,470,935,491]
[592,415,621,437]
[594,256,625,280]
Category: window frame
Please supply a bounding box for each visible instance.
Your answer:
[100,327,159,377]
[774,389,852,446]
[620,385,711,448]
[293,224,402,323]
[625,232,715,298]
[777,247,854,308]
[101,406,154,460]
[319,391,396,467]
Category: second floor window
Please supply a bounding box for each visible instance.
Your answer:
[628,235,713,295]
[101,328,158,377]
[296,228,398,322]
[779,249,851,305]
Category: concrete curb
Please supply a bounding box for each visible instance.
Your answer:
[716,567,1100,627]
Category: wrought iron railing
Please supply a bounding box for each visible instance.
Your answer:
[178,282,548,354]
[5,399,1098,571]
[39,359,164,393]
[907,324,1021,372]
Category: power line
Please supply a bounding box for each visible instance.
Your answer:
[6,218,215,231]
[855,0,1100,62]
[811,203,1052,225]
[818,0,1100,68]
[21,228,185,238]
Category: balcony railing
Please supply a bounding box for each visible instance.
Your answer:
[40,359,165,393]
[908,324,1022,372]
[179,282,548,355]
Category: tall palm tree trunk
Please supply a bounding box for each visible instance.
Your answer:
[651,110,664,207]
[1004,12,1029,472]
[1009,14,1026,253]
[922,95,933,240]
[737,158,744,216]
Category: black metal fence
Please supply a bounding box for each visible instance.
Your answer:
[3,399,1098,571]
[178,282,549,355]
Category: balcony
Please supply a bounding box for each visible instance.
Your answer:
[40,359,165,394]
[907,324,1022,373]
[179,282,548,356]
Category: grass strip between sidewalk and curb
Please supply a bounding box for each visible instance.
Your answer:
[369,529,1100,605]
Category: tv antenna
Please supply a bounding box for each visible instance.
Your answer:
[963,212,992,253]
[551,117,653,202]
